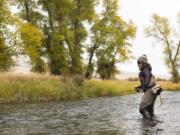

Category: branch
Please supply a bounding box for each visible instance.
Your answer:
[158,28,174,64]
[146,33,165,42]
[2,44,17,51]
[152,22,174,64]
[64,31,73,54]
[173,41,180,63]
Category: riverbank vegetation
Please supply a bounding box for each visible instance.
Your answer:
[0,73,179,104]
[0,0,136,80]
[0,0,179,104]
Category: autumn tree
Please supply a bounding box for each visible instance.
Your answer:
[145,13,180,83]
[85,0,136,79]
[4,0,137,78]
[9,0,46,72]
[0,0,15,71]
[18,23,44,73]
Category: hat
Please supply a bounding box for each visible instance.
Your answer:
[137,54,148,63]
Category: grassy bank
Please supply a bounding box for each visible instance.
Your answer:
[0,73,179,104]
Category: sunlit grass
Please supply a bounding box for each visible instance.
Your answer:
[0,73,179,103]
[158,81,180,91]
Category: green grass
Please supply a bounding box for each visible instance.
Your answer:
[0,73,179,104]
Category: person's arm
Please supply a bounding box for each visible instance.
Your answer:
[135,72,143,92]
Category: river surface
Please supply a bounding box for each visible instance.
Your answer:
[0,91,180,135]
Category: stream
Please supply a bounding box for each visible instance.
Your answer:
[0,91,179,135]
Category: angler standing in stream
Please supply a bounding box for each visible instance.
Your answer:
[135,54,162,118]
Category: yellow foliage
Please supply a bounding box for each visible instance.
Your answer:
[19,23,43,60]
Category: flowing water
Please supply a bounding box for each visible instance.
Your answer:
[0,91,180,135]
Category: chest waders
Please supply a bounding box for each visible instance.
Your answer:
[139,77,162,118]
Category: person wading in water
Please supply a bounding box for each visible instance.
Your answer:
[135,54,157,118]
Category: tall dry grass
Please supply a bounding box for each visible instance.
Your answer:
[0,73,179,103]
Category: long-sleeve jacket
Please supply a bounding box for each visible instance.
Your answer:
[138,64,155,92]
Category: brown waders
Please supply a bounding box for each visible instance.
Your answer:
[139,89,157,118]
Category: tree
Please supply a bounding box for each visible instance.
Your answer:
[5,0,136,78]
[38,0,71,75]
[41,0,97,75]
[9,0,46,73]
[0,36,14,71]
[9,0,44,26]
[65,0,96,74]
[145,13,180,83]
[0,0,15,71]
[85,0,136,79]
[19,22,45,72]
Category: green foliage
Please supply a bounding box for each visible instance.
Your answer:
[10,0,44,26]
[31,57,46,73]
[97,59,118,79]
[38,0,72,75]
[72,74,85,86]
[67,0,96,74]
[48,32,69,75]
[39,0,97,75]
[9,0,46,73]
[2,0,136,78]
[0,37,14,71]
[0,0,15,71]
[92,0,136,79]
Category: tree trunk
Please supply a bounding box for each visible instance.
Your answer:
[171,65,179,83]
[70,0,82,74]
[43,1,58,75]
[85,47,95,79]
[43,0,54,30]
[24,0,31,23]
[164,36,179,82]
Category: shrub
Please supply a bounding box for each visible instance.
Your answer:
[127,77,139,81]
[72,74,85,86]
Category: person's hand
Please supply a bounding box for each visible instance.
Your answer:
[135,86,140,92]
[135,86,143,93]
